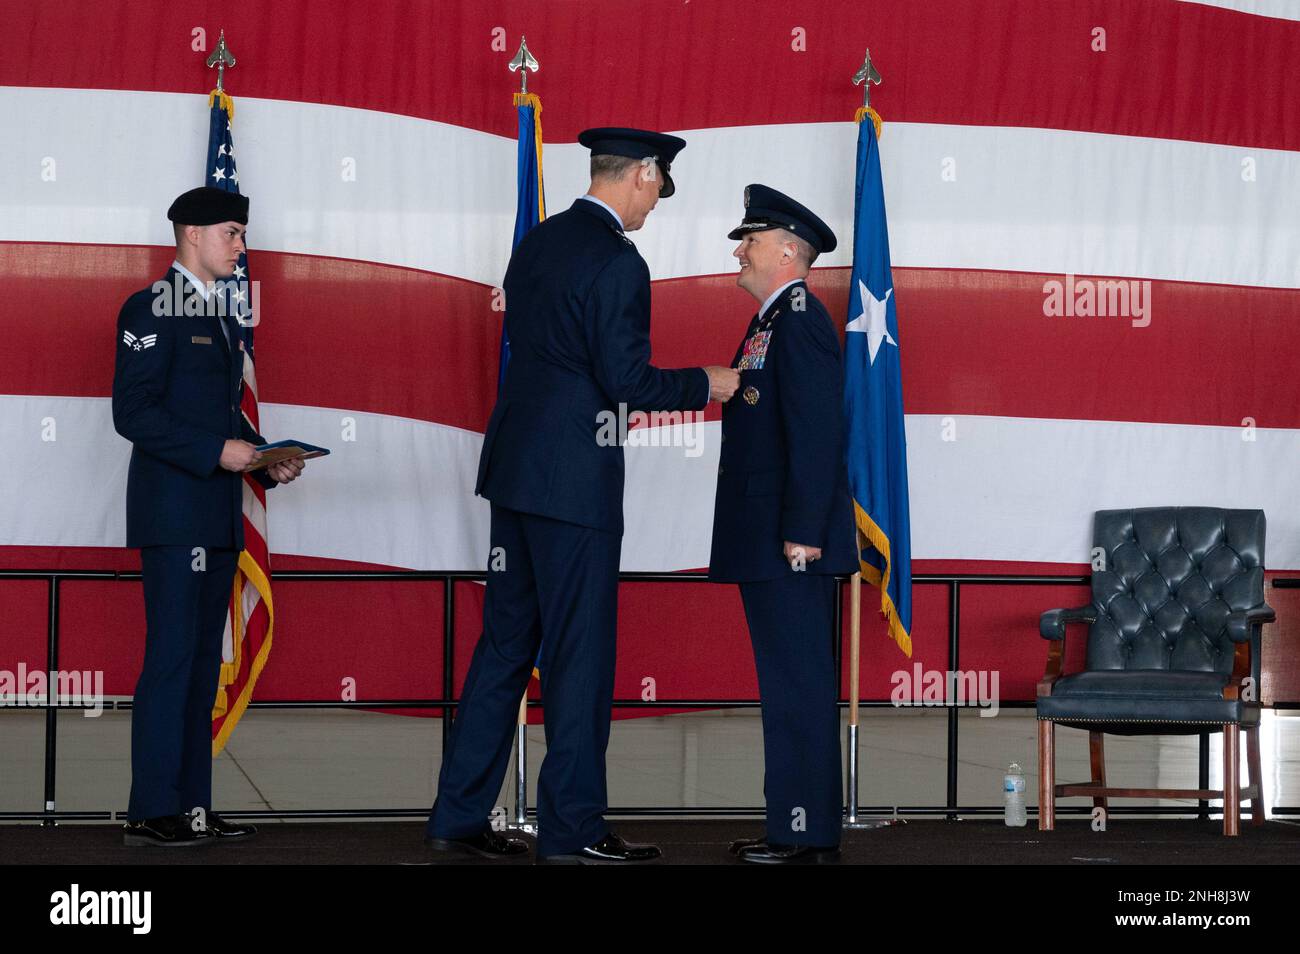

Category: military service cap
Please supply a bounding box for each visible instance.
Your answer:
[727,183,836,254]
[578,127,687,198]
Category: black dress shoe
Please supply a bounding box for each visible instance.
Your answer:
[537,831,662,864]
[425,829,530,859]
[203,811,258,840]
[739,842,840,865]
[728,836,766,855]
[122,814,213,848]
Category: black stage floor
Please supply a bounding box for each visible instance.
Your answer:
[4,819,1298,865]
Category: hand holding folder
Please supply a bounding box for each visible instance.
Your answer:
[248,439,331,471]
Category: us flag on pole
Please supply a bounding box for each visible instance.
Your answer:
[205,86,275,754]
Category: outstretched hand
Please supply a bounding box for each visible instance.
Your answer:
[705,366,740,402]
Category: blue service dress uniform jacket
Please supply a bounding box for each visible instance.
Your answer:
[112,267,275,548]
[112,267,275,821]
[709,280,857,582]
[708,280,856,847]
[429,199,710,856]
[477,199,710,532]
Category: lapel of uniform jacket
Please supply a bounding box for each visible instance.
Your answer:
[167,264,235,362]
[731,313,757,368]
[760,279,806,328]
[224,313,243,396]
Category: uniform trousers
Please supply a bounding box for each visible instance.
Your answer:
[427,504,621,856]
[128,545,237,821]
[738,571,842,846]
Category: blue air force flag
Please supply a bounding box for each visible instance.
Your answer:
[499,92,546,391]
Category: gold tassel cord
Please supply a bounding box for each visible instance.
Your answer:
[208,88,235,119]
[854,105,883,140]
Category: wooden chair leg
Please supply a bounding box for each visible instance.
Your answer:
[1222,723,1240,836]
[1038,719,1055,830]
[1089,731,1108,812]
[1247,724,1265,826]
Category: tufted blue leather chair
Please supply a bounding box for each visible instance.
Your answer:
[1036,507,1274,835]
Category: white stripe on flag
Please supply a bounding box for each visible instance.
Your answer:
[2,88,1297,289]
[3,395,1300,570]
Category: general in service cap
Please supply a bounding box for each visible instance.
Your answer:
[578,127,687,198]
[167,186,250,226]
[727,183,836,254]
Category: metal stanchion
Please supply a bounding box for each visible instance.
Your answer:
[43,577,60,827]
[844,549,898,831]
[846,570,862,825]
[511,691,537,835]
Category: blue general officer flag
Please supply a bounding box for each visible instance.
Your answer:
[843,109,913,657]
[499,92,547,391]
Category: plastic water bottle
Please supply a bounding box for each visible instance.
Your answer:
[1004,762,1027,827]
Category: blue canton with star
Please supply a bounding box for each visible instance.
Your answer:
[205,97,254,348]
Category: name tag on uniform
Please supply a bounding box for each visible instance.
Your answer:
[735,330,772,371]
[191,335,213,345]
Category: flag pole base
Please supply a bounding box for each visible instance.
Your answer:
[842,722,901,829]
[844,817,905,830]
[510,720,537,835]
[844,721,862,827]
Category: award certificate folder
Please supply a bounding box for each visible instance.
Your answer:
[251,439,331,470]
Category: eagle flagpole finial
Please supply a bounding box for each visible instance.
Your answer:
[852,48,882,111]
[508,36,540,94]
[206,29,236,92]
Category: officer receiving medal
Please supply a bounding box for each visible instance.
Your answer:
[709,184,858,864]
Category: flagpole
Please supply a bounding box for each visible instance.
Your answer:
[513,693,534,833]
[843,47,900,831]
[842,531,892,829]
[508,35,541,838]
[846,553,863,825]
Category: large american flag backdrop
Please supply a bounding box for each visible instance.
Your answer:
[2,0,1298,715]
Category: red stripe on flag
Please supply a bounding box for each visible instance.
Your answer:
[1,0,1296,151]
[1,242,500,433]
[5,241,1300,429]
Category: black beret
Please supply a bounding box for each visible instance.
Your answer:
[167,186,249,226]
[578,127,687,198]
[727,183,836,254]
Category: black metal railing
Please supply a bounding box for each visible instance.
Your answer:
[1,569,1295,825]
